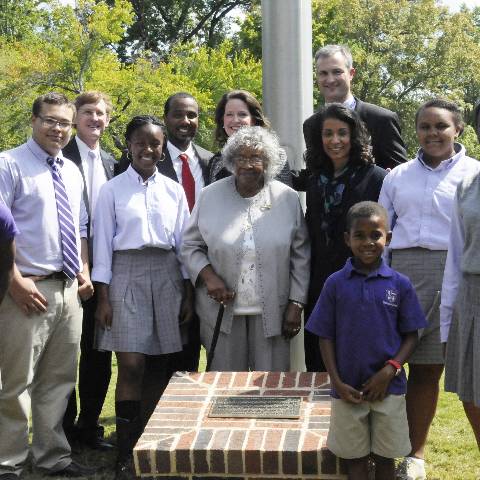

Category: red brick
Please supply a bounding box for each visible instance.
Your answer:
[262,429,282,474]
[232,372,249,387]
[249,372,266,387]
[244,430,264,474]
[298,372,313,388]
[134,449,151,475]
[201,372,218,384]
[301,431,322,475]
[281,372,297,388]
[209,430,230,473]
[321,447,338,474]
[263,389,310,397]
[153,436,176,474]
[314,372,329,387]
[216,372,233,387]
[265,372,281,388]
[254,421,301,429]
[193,429,213,473]
[175,431,196,473]
[282,430,301,475]
[227,430,246,474]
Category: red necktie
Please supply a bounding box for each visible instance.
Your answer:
[179,153,195,212]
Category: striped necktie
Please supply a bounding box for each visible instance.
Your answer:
[47,157,80,279]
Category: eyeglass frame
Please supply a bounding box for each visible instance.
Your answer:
[36,115,73,130]
[233,156,265,167]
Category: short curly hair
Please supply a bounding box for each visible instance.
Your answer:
[303,103,374,174]
[222,126,286,182]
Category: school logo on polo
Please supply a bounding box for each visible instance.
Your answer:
[383,289,398,307]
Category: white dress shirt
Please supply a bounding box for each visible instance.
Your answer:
[379,144,479,250]
[75,136,108,220]
[92,165,190,284]
[167,141,205,205]
[0,138,88,276]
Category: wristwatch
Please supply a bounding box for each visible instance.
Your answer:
[385,359,402,376]
[289,300,304,310]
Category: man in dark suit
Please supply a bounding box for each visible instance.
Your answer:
[62,91,116,450]
[306,44,408,169]
[160,92,213,369]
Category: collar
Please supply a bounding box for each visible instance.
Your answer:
[344,257,393,279]
[167,140,196,162]
[343,95,356,110]
[416,143,464,171]
[75,136,100,161]
[126,164,158,184]
[27,137,65,166]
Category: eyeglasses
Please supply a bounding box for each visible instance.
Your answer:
[37,115,72,130]
[234,156,265,167]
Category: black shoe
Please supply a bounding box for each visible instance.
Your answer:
[0,474,19,480]
[48,461,97,477]
[83,435,115,451]
[115,455,134,480]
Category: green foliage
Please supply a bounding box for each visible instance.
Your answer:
[311,0,480,157]
[106,0,254,60]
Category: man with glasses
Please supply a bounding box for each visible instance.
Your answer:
[62,91,115,451]
[0,92,95,478]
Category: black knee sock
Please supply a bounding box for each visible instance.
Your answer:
[115,400,140,421]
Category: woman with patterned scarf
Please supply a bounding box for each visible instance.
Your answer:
[303,103,387,372]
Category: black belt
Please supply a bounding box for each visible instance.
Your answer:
[25,271,67,281]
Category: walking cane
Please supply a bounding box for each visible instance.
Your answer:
[206,303,225,372]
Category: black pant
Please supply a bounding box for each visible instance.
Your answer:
[304,328,326,373]
[63,295,112,436]
[166,313,201,375]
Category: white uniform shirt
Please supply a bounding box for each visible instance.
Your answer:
[92,165,190,284]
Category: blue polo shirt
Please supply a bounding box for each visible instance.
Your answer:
[305,258,427,398]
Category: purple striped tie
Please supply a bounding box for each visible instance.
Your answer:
[47,157,80,279]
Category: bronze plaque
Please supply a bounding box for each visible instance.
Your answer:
[209,396,301,419]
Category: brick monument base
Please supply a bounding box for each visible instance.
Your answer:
[134,371,347,479]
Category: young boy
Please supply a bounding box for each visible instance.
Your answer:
[305,201,427,480]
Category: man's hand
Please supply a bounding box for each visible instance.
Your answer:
[77,271,94,301]
[9,273,48,315]
[94,283,112,330]
[282,302,302,339]
[361,365,395,402]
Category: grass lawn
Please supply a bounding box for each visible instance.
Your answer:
[22,352,479,479]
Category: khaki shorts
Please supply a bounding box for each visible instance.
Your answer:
[328,395,411,459]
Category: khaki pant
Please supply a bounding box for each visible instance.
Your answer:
[0,278,82,474]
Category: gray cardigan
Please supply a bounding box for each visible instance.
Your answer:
[180,176,310,338]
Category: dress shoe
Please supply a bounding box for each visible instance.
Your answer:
[48,460,97,477]
[82,435,115,451]
[0,474,19,480]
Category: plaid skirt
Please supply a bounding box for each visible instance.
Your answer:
[391,248,447,364]
[445,273,480,406]
[95,248,184,355]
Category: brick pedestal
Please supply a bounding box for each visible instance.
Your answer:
[134,371,347,479]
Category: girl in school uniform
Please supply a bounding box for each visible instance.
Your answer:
[379,98,479,478]
[92,115,193,479]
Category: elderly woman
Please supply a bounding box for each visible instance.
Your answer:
[181,126,310,371]
[303,104,387,372]
[207,90,291,186]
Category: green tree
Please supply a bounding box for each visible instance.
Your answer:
[311,0,480,155]
[105,0,254,60]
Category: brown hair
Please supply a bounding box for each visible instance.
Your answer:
[74,90,113,115]
[214,90,270,147]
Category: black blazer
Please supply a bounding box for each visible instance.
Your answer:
[354,98,407,170]
[157,142,213,186]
